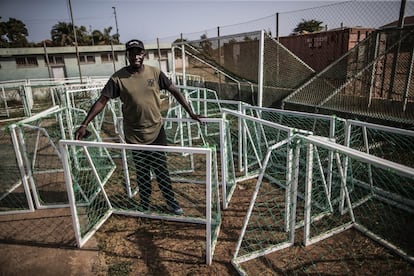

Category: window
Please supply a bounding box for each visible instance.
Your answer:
[160,49,168,58]
[46,55,64,65]
[16,56,38,67]
[79,55,95,64]
[101,53,118,63]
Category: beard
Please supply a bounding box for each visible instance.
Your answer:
[129,60,143,72]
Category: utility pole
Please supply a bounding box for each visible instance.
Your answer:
[112,6,120,43]
[68,0,83,83]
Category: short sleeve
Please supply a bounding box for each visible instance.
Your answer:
[101,78,120,99]
[158,71,172,90]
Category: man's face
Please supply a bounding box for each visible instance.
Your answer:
[127,48,145,68]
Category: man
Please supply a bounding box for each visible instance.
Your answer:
[75,39,202,215]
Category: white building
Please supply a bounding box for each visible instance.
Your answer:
[0,43,172,82]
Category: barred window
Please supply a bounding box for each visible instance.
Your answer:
[79,55,95,63]
[46,55,64,65]
[16,56,38,67]
[101,53,118,62]
[55,56,64,64]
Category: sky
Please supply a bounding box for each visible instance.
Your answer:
[0,0,344,43]
[0,0,410,45]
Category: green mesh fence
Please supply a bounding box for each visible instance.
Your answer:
[166,86,222,120]
[223,109,299,183]
[0,83,28,118]
[303,135,414,258]
[283,27,414,125]
[243,105,347,145]
[9,106,103,208]
[346,119,414,168]
[165,117,236,209]
[170,3,414,123]
[0,78,109,120]
[60,140,220,265]
[232,132,414,275]
[0,126,34,214]
[185,88,249,176]
[53,83,121,137]
[233,138,297,267]
[0,86,10,117]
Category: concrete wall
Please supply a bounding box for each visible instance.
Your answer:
[0,43,172,82]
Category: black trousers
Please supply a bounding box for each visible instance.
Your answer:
[131,128,178,208]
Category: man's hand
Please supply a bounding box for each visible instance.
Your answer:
[74,95,109,140]
[189,113,205,124]
[75,125,89,140]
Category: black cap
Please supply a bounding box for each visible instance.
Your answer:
[125,39,145,51]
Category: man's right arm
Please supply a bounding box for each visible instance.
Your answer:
[75,94,110,140]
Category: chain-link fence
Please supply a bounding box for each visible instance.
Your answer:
[170,1,414,126]
[283,27,414,125]
[145,1,414,45]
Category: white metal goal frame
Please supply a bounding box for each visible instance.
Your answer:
[59,139,220,265]
[221,109,312,233]
[343,119,414,214]
[8,105,113,209]
[232,133,414,275]
[116,116,236,210]
[8,106,70,209]
[52,83,122,136]
[0,125,35,215]
[166,117,236,209]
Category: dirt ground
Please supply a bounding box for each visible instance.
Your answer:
[1,180,414,276]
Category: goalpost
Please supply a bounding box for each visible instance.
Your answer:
[232,120,414,275]
[59,139,221,265]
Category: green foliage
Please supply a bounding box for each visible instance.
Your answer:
[0,17,29,47]
[199,34,213,55]
[90,26,119,46]
[293,19,324,34]
[51,21,76,46]
[51,21,119,46]
[0,15,119,47]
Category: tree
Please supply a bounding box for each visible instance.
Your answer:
[173,37,187,43]
[51,21,91,46]
[102,27,114,44]
[0,17,7,47]
[0,17,29,47]
[92,29,104,45]
[51,22,74,46]
[293,19,324,34]
[76,25,91,45]
[199,34,213,55]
